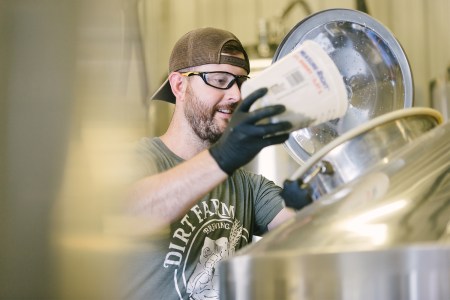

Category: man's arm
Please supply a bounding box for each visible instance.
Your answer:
[267,207,296,231]
[128,149,227,224]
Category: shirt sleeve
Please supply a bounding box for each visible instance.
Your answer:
[245,172,285,235]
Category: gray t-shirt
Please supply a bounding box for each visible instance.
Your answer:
[124,137,285,300]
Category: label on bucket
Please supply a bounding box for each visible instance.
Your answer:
[241,40,348,131]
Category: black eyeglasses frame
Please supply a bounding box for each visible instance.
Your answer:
[180,71,250,90]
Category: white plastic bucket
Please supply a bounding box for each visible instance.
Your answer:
[241,40,348,131]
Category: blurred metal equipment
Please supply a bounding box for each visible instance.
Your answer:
[220,119,450,300]
[0,1,77,298]
[429,66,450,122]
[1,0,147,299]
[355,0,370,14]
[273,9,414,165]
[280,0,312,19]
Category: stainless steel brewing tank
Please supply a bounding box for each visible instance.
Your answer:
[290,107,442,200]
[273,9,414,165]
[219,120,450,300]
[220,246,450,300]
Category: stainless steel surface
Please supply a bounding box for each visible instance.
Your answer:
[220,246,450,300]
[220,120,450,300]
[291,107,442,200]
[273,9,414,164]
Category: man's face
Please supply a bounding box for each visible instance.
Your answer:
[182,63,246,144]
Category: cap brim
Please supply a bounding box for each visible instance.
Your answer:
[150,78,176,103]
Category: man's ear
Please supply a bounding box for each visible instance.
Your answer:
[168,72,186,100]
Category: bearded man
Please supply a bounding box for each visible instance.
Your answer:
[125,27,307,300]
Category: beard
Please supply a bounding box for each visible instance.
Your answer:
[184,85,230,144]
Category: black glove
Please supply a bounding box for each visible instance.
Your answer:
[209,88,292,175]
[280,179,313,210]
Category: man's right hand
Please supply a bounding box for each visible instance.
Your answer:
[209,87,292,175]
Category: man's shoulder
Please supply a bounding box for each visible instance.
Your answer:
[135,136,171,158]
[233,168,267,181]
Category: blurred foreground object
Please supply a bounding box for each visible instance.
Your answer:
[0,0,147,299]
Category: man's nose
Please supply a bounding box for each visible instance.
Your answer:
[225,81,242,102]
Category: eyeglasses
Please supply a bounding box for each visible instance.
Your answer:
[180,71,250,90]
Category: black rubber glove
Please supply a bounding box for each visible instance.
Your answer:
[209,87,293,175]
[280,179,313,210]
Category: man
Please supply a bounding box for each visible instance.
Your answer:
[125,27,309,300]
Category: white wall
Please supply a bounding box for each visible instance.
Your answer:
[370,0,450,106]
[141,0,450,110]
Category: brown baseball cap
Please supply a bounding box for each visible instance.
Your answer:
[151,27,250,103]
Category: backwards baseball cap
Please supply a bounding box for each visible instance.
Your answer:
[151,27,250,103]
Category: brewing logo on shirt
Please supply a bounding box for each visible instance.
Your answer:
[162,198,249,300]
